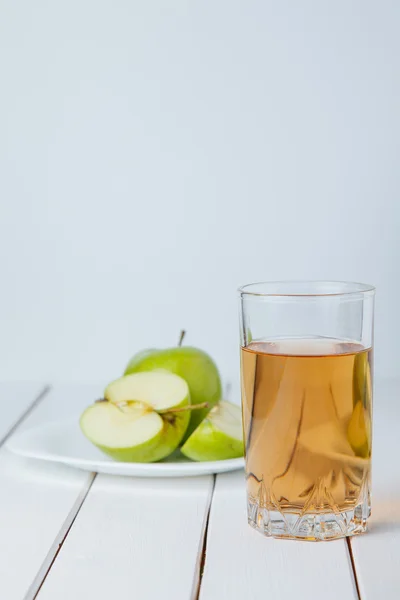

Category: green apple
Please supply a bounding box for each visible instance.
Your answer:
[80,371,191,462]
[349,351,372,458]
[124,342,222,442]
[347,401,371,459]
[121,348,156,371]
[180,400,244,461]
[353,351,372,409]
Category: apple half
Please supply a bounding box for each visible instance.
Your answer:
[80,372,190,462]
[180,400,244,461]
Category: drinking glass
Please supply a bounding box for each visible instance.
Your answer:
[239,281,375,541]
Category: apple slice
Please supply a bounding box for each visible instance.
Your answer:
[80,372,191,462]
[180,400,244,461]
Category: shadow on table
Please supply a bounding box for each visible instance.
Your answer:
[368,496,400,536]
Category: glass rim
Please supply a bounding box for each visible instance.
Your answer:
[238,280,376,298]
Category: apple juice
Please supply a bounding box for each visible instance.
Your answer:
[240,338,372,539]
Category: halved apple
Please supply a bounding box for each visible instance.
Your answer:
[180,400,244,461]
[80,372,190,462]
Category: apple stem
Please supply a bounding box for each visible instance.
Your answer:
[178,330,186,346]
[157,402,209,415]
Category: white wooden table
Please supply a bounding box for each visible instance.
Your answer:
[0,380,398,600]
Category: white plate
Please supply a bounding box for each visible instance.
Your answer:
[6,419,245,477]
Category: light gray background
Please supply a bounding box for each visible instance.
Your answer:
[0,1,398,387]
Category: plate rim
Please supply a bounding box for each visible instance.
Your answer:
[6,419,245,476]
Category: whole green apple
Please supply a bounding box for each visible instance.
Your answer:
[124,340,222,442]
[122,348,156,371]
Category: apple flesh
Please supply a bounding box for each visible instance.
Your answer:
[124,346,222,442]
[180,400,244,461]
[80,372,190,462]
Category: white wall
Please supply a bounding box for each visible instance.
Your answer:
[0,1,399,389]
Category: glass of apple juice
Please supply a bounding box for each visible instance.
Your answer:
[238,281,375,541]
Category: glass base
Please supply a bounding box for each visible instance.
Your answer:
[247,497,371,541]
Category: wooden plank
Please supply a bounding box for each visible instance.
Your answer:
[0,384,102,600]
[349,379,400,599]
[200,471,358,600]
[0,382,47,444]
[35,473,214,600]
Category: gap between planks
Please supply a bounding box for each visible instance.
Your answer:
[0,385,51,447]
[346,537,362,600]
[191,474,216,600]
[25,472,97,600]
